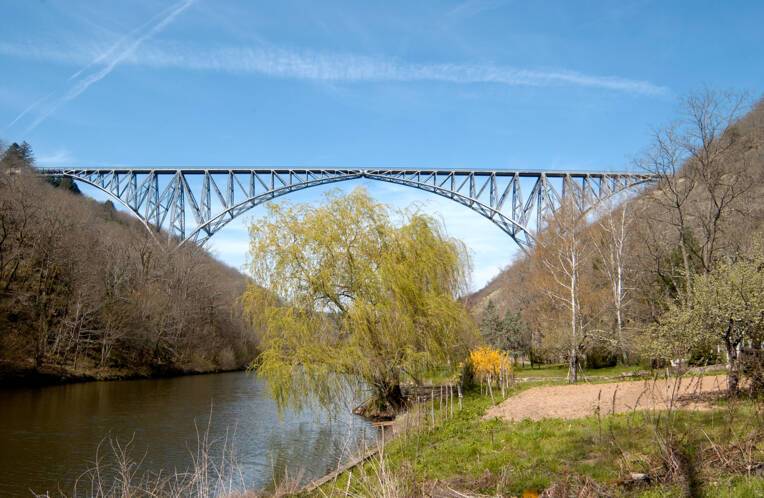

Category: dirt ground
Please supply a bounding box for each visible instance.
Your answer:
[484,374,728,421]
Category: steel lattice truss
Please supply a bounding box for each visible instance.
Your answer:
[37,167,654,249]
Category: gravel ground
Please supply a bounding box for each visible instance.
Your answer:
[484,374,728,421]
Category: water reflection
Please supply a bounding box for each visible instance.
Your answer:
[0,371,377,497]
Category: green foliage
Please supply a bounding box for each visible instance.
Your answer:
[479,300,531,354]
[244,188,478,414]
[1,141,34,169]
[650,249,764,356]
[46,176,82,195]
[479,300,502,345]
[648,245,764,391]
[502,309,531,352]
[583,345,619,369]
[687,344,722,367]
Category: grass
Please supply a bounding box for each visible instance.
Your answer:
[311,377,764,497]
[415,362,647,385]
[514,363,646,379]
[514,363,728,381]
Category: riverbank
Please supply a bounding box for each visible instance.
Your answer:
[0,160,260,394]
[0,358,249,388]
[310,373,764,497]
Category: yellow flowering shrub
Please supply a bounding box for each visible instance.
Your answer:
[468,346,511,385]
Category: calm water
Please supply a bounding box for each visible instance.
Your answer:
[0,371,377,496]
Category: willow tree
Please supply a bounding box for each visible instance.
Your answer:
[243,189,477,417]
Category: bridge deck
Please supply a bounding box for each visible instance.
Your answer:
[36,166,655,249]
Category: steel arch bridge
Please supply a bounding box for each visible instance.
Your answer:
[37,167,654,250]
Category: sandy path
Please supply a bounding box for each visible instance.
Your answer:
[484,374,728,421]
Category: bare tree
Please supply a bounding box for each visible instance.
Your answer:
[640,89,754,300]
[592,201,634,363]
[0,143,259,377]
[639,119,698,301]
[682,90,756,271]
[534,195,591,383]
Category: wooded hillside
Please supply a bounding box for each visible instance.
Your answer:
[0,143,259,384]
[468,92,764,377]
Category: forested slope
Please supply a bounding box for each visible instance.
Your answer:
[0,143,259,384]
[468,93,764,367]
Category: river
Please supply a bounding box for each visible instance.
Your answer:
[0,371,378,496]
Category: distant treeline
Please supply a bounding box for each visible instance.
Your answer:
[0,143,259,383]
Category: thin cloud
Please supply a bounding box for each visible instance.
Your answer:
[5,0,194,132]
[447,0,511,19]
[68,1,189,82]
[2,92,54,133]
[37,148,75,166]
[0,40,668,97]
[139,45,667,95]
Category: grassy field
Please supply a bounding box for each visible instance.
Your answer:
[416,362,646,385]
[514,363,646,379]
[310,375,764,497]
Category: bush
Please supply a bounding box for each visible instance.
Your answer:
[583,347,618,369]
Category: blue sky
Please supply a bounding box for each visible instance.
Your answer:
[1,0,762,290]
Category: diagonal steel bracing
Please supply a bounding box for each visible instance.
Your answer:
[37,167,655,250]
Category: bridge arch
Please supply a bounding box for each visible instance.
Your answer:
[181,172,538,250]
[38,167,654,251]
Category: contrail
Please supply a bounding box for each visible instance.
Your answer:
[7,0,195,133]
[2,92,54,133]
[67,2,183,82]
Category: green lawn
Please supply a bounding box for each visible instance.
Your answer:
[415,363,647,385]
[514,363,646,379]
[311,381,764,497]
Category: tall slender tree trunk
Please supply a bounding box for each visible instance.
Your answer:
[568,348,578,383]
[680,236,693,301]
[615,257,626,364]
[615,306,626,364]
[568,250,578,384]
[724,332,739,396]
[615,260,626,364]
